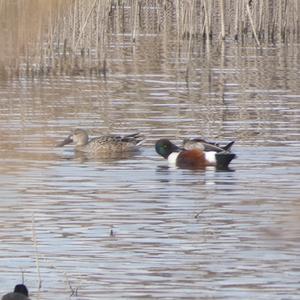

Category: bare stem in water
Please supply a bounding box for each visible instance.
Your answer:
[32,213,42,289]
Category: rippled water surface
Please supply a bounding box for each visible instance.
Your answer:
[0,41,300,299]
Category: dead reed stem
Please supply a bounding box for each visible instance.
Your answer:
[219,0,225,40]
[246,1,260,46]
[74,0,98,51]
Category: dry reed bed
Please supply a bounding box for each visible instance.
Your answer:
[0,0,299,77]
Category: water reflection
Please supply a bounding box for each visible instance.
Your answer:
[58,148,144,164]
[0,41,299,299]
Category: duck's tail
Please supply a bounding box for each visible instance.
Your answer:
[222,141,235,151]
[215,152,236,169]
[123,132,145,146]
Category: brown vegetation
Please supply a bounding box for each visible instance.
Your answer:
[0,0,299,77]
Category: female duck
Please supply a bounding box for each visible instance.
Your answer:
[57,128,144,154]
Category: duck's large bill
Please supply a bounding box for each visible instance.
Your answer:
[56,135,73,147]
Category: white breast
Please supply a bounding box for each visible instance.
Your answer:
[204,151,217,165]
[168,152,179,167]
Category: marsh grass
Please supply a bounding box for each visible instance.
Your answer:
[0,0,299,77]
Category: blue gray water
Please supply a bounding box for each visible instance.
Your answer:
[0,40,299,299]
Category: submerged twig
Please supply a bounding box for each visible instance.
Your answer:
[110,225,116,237]
[64,271,79,296]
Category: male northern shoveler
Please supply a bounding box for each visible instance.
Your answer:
[2,284,30,300]
[155,139,236,169]
[56,128,144,154]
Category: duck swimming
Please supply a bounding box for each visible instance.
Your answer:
[2,284,30,300]
[155,138,236,169]
[57,128,144,154]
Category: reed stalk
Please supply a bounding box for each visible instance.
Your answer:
[220,0,225,40]
[246,1,260,46]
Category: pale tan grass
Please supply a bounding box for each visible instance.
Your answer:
[0,0,299,76]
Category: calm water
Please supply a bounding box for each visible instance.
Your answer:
[0,39,299,299]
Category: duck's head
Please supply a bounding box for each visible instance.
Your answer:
[155,139,180,159]
[56,128,89,147]
[14,284,29,297]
